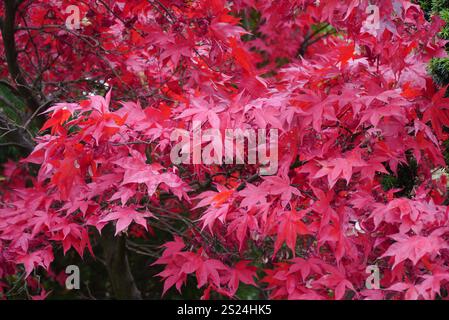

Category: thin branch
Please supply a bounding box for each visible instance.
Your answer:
[297,24,335,57]
[23,99,53,128]
[0,109,34,152]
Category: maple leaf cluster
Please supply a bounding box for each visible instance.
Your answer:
[2,0,449,300]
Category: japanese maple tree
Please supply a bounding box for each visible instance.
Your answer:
[1,0,449,300]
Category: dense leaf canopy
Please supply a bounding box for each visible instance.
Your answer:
[1,0,449,300]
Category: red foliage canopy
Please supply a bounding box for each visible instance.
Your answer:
[1,0,449,300]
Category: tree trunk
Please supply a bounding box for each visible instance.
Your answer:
[101,225,142,299]
[1,0,42,113]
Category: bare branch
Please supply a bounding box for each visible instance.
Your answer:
[0,109,34,152]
